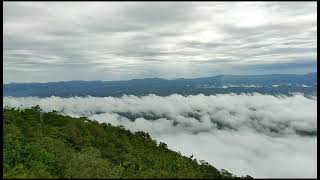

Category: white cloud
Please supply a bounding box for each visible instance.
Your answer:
[3,2,317,83]
[3,93,317,178]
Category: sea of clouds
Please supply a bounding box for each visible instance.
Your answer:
[3,93,317,178]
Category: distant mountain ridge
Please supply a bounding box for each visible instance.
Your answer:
[4,73,317,97]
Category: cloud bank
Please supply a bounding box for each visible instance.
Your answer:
[3,2,317,83]
[3,93,317,178]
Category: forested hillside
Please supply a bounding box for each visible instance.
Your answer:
[3,106,252,178]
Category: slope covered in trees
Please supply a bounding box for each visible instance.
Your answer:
[3,106,252,178]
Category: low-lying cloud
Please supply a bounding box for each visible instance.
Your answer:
[3,93,317,178]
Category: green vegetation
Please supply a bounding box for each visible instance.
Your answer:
[3,106,253,178]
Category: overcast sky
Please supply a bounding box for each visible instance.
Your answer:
[3,2,317,83]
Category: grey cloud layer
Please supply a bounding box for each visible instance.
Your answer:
[4,2,317,83]
[3,94,317,178]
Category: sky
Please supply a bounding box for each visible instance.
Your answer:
[3,2,317,83]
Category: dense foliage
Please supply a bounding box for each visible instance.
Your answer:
[3,106,253,178]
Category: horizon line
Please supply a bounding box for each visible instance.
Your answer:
[4,71,317,85]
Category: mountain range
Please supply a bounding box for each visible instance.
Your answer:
[4,72,317,97]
